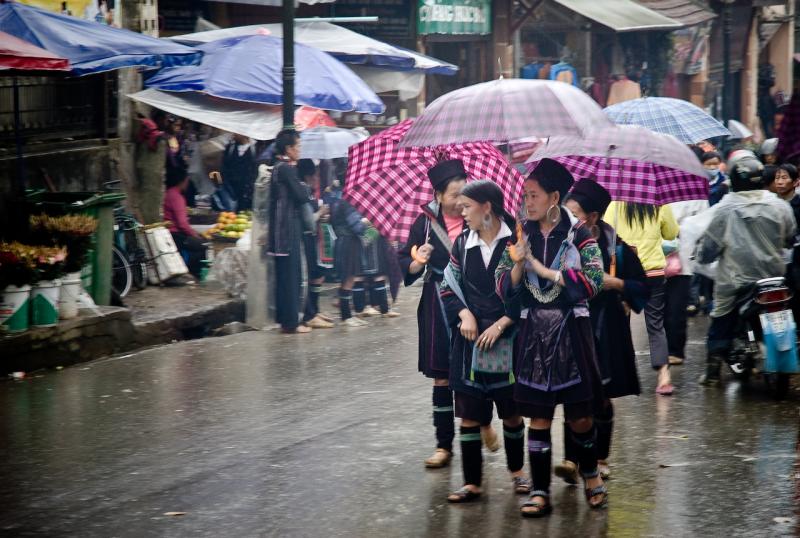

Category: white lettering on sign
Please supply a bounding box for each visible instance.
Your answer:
[419,1,487,24]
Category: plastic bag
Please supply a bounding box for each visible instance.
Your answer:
[680,206,718,279]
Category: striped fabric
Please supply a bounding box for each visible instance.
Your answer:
[399,79,613,147]
[344,120,524,244]
[604,97,731,144]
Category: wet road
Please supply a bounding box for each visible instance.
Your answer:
[1,289,799,537]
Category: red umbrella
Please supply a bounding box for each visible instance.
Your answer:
[294,105,336,131]
[0,30,69,71]
[344,119,524,244]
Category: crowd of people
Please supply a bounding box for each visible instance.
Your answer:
[383,139,799,518]
[137,116,799,517]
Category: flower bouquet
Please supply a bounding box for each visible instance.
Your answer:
[0,243,38,332]
[29,214,97,273]
[0,242,37,289]
[31,245,67,282]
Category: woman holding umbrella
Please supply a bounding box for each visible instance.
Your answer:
[497,159,607,517]
[555,179,648,482]
[398,160,499,470]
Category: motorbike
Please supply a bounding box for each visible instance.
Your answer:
[727,277,799,399]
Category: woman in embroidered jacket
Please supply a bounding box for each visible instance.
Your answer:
[496,159,607,517]
[556,179,649,484]
[398,160,498,470]
[439,181,529,503]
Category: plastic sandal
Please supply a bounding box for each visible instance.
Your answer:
[512,476,532,494]
[447,486,481,504]
[520,491,552,518]
[554,460,579,485]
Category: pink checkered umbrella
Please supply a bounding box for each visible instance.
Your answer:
[344,119,524,243]
[399,79,614,148]
[525,125,709,205]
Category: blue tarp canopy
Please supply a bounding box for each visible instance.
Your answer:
[0,2,201,76]
[146,34,385,114]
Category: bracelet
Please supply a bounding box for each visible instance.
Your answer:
[553,271,562,285]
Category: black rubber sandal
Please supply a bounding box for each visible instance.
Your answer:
[582,470,608,509]
[584,484,608,509]
[512,476,532,494]
[520,491,552,518]
[447,486,481,504]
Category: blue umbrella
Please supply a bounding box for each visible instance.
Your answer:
[604,97,731,144]
[145,35,385,114]
[0,2,201,75]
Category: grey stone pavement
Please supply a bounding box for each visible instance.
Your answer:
[1,289,799,537]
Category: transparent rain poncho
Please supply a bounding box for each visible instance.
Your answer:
[696,190,796,316]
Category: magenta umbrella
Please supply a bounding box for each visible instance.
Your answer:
[344,119,525,243]
[525,125,709,205]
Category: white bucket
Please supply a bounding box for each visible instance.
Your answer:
[31,279,61,327]
[0,284,31,333]
[59,272,82,320]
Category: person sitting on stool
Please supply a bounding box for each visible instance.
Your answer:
[163,173,208,278]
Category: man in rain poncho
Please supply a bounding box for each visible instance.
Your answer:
[696,150,796,385]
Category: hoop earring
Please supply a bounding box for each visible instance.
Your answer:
[546,205,560,224]
[482,213,492,230]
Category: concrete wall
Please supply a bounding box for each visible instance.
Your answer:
[0,139,118,194]
[767,15,795,98]
[741,16,760,136]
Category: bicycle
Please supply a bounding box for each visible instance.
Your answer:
[113,208,148,297]
[103,179,149,299]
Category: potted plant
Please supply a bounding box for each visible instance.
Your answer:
[0,242,36,333]
[30,214,97,319]
[30,245,67,328]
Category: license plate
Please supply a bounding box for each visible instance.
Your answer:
[762,310,790,333]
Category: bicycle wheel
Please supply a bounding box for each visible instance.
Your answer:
[131,257,148,290]
[111,245,133,299]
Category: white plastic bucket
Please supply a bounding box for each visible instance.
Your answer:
[0,285,31,333]
[59,272,82,320]
[31,280,61,327]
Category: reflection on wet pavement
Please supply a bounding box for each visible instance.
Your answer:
[0,295,797,537]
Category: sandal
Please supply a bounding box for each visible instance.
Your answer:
[512,476,532,494]
[520,491,552,518]
[424,448,452,469]
[582,470,608,509]
[554,460,579,485]
[447,486,481,504]
[598,460,611,480]
[481,427,500,452]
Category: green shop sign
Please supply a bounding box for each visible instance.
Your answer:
[417,0,491,36]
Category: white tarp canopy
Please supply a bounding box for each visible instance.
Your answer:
[128,88,283,141]
[552,0,684,32]
[350,65,424,101]
[169,21,457,75]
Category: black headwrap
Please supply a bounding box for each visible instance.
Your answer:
[568,179,612,215]
[529,158,575,201]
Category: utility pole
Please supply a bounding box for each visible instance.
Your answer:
[721,0,732,122]
[282,0,295,129]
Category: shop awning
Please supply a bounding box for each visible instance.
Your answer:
[128,88,283,141]
[636,0,715,27]
[552,0,684,32]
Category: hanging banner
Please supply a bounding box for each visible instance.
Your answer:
[417,0,491,36]
[19,0,101,20]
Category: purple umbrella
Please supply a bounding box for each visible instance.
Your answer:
[525,125,709,205]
